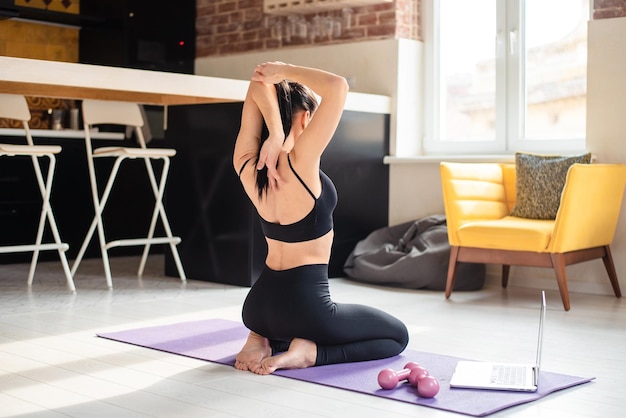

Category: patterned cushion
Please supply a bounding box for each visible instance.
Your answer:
[510,152,592,219]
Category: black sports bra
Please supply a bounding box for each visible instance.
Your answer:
[239,155,337,243]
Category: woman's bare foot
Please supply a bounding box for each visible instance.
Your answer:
[234,332,272,372]
[253,338,317,375]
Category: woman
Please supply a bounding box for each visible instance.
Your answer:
[233,62,408,375]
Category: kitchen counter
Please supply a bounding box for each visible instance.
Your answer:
[0,56,390,113]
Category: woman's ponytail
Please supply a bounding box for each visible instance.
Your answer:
[255,81,293,198]
[254,80,318,199]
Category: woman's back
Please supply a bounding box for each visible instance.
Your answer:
[239,152,335,271]
[233,63,349,270]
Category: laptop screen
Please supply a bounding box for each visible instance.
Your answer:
[534,291,547,384]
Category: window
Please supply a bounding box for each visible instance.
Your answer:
[423,0,589,155]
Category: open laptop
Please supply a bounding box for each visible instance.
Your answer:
[449,291,546,392]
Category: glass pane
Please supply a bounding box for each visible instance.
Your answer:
[440,0,496,142]
[524,0,588,140]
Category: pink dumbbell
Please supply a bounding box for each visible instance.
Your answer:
[377,362,421,390]
[416,375,440,398]
[408,365,440,398]
[408,365,430,386]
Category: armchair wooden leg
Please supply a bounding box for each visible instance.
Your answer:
[502,265,510,288]
[445,246,460,299]
[550,253,571,311]
[601,245,622,298]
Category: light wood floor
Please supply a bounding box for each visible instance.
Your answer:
[1,255,624,417]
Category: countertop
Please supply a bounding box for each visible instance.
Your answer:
[0,56,390,113]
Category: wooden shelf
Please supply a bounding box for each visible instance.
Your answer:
[0,128,123,140]
[264,0,392,15]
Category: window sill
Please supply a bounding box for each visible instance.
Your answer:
[384,155,515,165]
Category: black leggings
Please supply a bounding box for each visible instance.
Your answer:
[242,264,409,366]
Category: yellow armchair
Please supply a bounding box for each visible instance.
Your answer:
[440,162,626,310]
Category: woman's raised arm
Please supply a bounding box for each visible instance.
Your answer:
[233,79,285,188]
[252,62,349,161]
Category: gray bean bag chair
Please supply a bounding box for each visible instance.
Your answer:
[343,214,485,291]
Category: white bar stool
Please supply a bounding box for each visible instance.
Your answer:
[0,93,75,291]
[71,99,186,288]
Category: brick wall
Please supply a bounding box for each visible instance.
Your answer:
[196,0,419,58]
[593,0,626,19]
[197,1,624,59]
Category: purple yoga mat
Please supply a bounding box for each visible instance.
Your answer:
[97,319,593,417]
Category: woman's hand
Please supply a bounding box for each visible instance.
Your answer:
[251,62,289,85]
[257,132,284,189]
[251,62,291,189]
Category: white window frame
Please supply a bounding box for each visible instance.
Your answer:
[422,0,588,156]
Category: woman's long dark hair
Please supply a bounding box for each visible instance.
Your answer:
[255,80,318,199]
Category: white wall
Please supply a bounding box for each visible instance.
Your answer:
[195,39,402,94]
[582,17,626,295]
[195,23,626,296]
[195,38,422,161]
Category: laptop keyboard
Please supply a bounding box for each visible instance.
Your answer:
[491,365,527,386]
